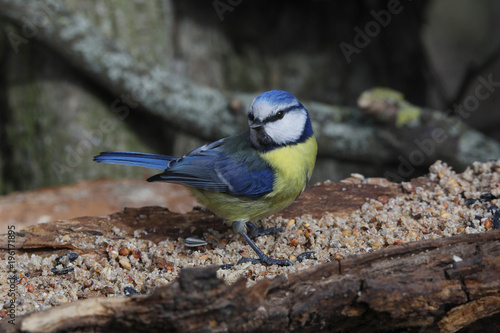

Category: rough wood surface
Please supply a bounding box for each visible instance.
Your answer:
[3,231,499,333]
[0,178,398,259]
[1,175,499,332]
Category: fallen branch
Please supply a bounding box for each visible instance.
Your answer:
[3,231,499,333]
[358,88,500,172]
[0,0,499,167]
[1,162,500,332]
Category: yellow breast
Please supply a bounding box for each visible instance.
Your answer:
[260,136,318,205]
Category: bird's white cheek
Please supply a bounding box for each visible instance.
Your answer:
[265,113,306,145]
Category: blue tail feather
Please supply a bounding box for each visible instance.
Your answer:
[94,151,175,170]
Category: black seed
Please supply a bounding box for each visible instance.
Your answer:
[51,267,74,275]
[492,219,500,230]
[55,252,79,266]
[480,193,497,201]
[493,210,500,230]
[487,205,499,213]
[124,287,139,296]
[464,198,477,205]
[297,251,315,262]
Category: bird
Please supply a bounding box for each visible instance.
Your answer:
[94,90,317,266]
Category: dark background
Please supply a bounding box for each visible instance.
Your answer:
[0,0,499,195]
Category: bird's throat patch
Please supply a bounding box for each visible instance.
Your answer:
[260,136,318,196]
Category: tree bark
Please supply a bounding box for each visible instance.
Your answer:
[358,88,500,180]
[0,175,499,332]
[2,230,499,333]
[0,0,498,169]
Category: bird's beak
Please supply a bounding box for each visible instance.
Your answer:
[250,118,264,129]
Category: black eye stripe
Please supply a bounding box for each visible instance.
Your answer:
[249,104,302,124]
[268,111,284,122]
[265,105,300,123]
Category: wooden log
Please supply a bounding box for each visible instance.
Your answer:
[3,230,499,333]
[1,167,499,332]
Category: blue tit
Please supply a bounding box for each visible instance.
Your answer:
[94,90,317,266]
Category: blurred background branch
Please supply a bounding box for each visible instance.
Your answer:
[0,0,499,194]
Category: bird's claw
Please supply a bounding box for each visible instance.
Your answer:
[236,258,262,265]
[222,252,314,270]
[296,251,315,262]
[236,256,293,267]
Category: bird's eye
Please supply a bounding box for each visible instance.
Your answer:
[276,111,284,119]
[248,113,255,121]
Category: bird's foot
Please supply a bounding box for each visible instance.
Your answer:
[236,256,293,266]
[296,251,315,262]
[246,221,283,238]
[236,251,315,266]
[238,232,294,266]
[220,251,315,269]
[221,222,314,269]
[236,258,261,265]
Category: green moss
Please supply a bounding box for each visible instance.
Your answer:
[395,105,422,127]
[360,87,422,127]
[361,87,405,103]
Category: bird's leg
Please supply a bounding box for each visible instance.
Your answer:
[229,221,293,267]
[238,232,293,266]
[246,221,283,238]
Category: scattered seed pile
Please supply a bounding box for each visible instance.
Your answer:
[1,160,499,318]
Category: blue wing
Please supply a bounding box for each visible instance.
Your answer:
[147,135,274,198]
[94,134,274,198]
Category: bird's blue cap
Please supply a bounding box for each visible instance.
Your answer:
[252,90,300,106]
